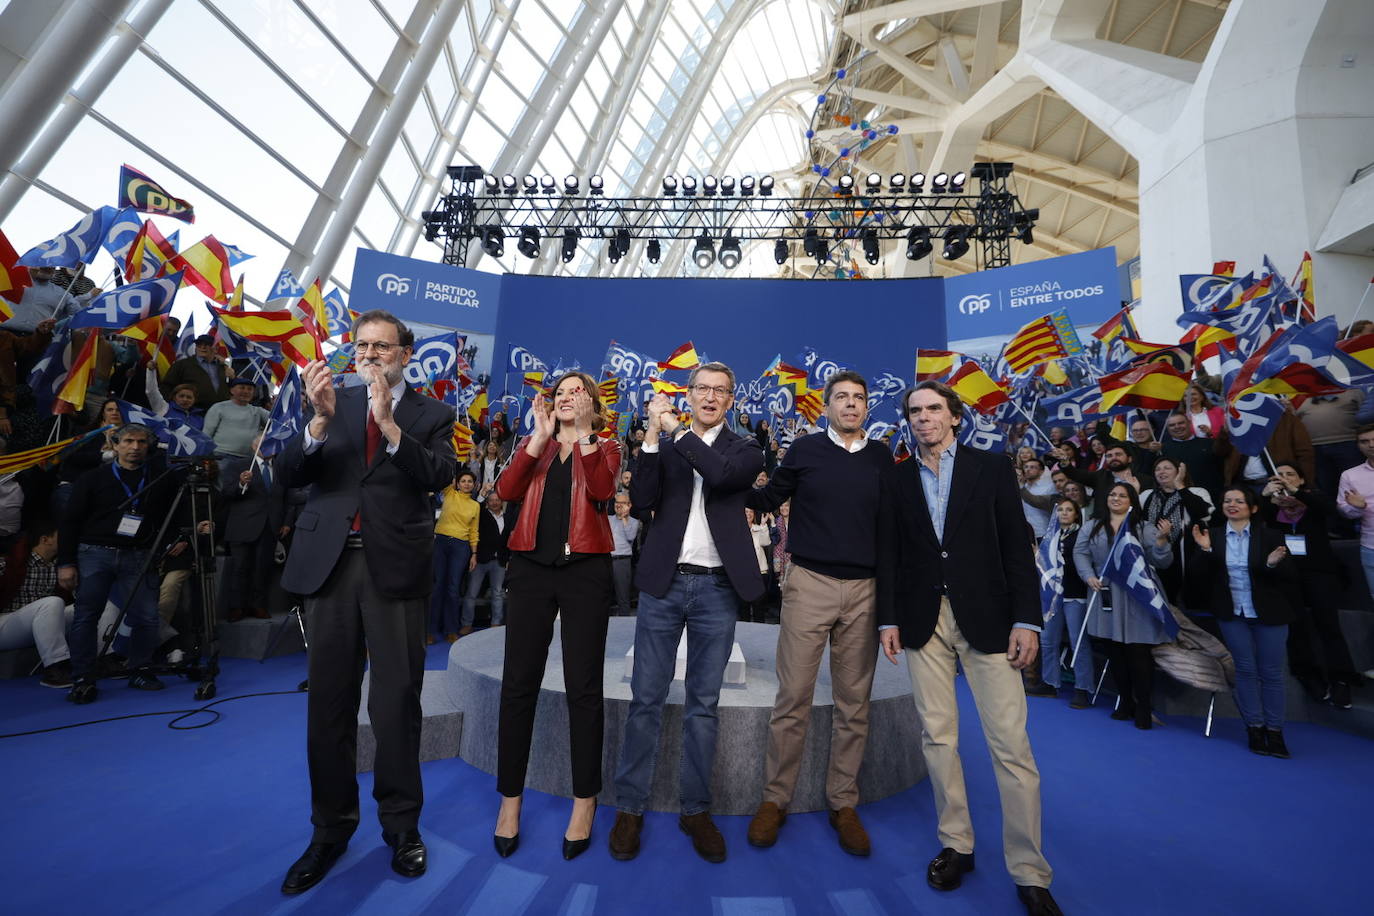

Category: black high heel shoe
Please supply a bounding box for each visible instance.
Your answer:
[562,832,591,860]
[493,833,520,858]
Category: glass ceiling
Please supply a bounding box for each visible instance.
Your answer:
[0,0,835,313]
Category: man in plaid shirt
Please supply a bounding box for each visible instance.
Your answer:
[0,520,73,688]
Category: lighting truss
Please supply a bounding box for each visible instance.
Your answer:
[422,164,1037,271]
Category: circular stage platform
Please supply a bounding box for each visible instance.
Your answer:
[444,618,926,814]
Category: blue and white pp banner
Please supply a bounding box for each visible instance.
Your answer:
[944,247,1120,344]
[351,248,500,335]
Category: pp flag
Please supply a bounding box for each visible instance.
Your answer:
[1036,510,1064,622]
[958,408,1008,453]
[269,267,306,302]
[600,340,661,381]
[66,271,182,330]
[507,343,549,375]
[259,366,303,458]
[797,345,850,390]
[99,207,145,271]
[114,400,216,457]
[17,207,123,268]
[1240,317,1374,397]
[1217,339,1286,457]
[118,164,195,223]
[1040,385,1107,425]
[1101,513,1178,636]
[322,288,354,341]
[404,332,460,390]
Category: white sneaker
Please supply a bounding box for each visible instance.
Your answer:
[166,649,185,665]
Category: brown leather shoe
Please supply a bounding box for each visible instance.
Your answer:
[828,807,871,856]
[747,801,786,848]
[458,626,473,637]
[445,633,459,644]
[679,812,726,863]
[608,812,642,861]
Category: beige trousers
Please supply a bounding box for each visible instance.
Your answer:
[905,598,1052,887]
[762,564,878,810]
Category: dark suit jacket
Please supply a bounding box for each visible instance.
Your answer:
[474,502,516,564]
[278,385,456,598]
[161,356,231,410]
[630,425,764,602]
[877,444,1040,655]
[1188,522,1300,625]
[219,455,285,543]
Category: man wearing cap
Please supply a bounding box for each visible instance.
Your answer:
[204,377,269,459]
[161,335,231,410]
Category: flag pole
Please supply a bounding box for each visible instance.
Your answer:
[1340,279,1374,339]
[49,262,87,318]
[1069,534,1119,669]
[1008,398,1055,447]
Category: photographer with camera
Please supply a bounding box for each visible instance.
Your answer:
[58,423,182,703]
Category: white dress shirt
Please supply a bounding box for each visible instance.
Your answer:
[642,421,725,567]
[303,379,404,456]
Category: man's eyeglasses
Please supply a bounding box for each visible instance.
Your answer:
[354,341,397,355]
[690,384,731,399]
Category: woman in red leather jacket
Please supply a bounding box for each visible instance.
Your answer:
[491,370,620,861]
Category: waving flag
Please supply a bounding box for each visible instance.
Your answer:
[452,420,475,461]
[221,241,254,266]
[118,164,195,223]
[210,306,321,366]
[0,433,91,478]
[1036,511,1064,622]
[98,207,144,271]
[403,332,460,389]
[67,271,182,330]
[1240,316,1374,397]
[1291,252,1315,324]
[322,288,354,341]
[1003,309,1084,374]
[17,207,122,268]
[0,228,30,305]
[797,346,851,390]
[118,313,179,375]
[1101,512,1177,635]
[268,267,305,302]
[650,378,689,395]
[169,236,235,303]
[123,220,170,281]
[115,400,216,456]
[795,387,824,424]
[54,330,102,412]
[1217,339,1289,457]
[948,360,1010,413]
[769,361,809,393]
[1098,361,1191,412]
[600,340,660,381]
[958,408,1008,453]
[1179,271,1253,312]
[1091,307,1137,344]
[915,348,961,381]
[657,341,699,371]
[258,366,303,459]
[507,343,549,375]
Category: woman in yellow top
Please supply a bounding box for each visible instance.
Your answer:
[430,468,480,644]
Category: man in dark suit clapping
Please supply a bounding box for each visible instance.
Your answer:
[877,381,1062,916]
[276,310,456,895]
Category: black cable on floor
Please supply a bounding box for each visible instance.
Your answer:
[0,687,305,738]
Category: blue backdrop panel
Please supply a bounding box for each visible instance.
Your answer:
[493,274,947,390]
[351,248,502,334]
[943,246,1120,342]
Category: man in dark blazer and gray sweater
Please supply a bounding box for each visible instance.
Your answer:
[877,381,1062,916]
[610,362,763,865]
[276,310,455,895]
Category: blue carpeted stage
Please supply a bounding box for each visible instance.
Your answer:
[1,646,1367,915]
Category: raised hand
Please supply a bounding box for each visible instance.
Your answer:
[529,394,554,443]
[1155,518,1173,542]
[1266,544,1288,567]
[303,360,336,423]
[1191,523,1211,551]
[570,386,596,430]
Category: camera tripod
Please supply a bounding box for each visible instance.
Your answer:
[95,459,223,700]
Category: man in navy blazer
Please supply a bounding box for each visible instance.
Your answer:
[276,310,456,895]
[610,362,763,865]
[876,381,1061,916]
[219,441,287,620]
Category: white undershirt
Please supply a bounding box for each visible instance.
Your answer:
[643,422,725,567]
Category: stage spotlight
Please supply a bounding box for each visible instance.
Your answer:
[682,175,698,196]
[522,175,538,194]
[483,174,500,194]
[905,226,932,261]
[561,227,578,262]
[446,165,484,182]
[950,171,967,192]
[910,172,926,192]
[540,175,556,195]
[424,222,439,242]
[740,175,757,196]
[721,176,736,195]
[608,241,623,264]
[563,175,579,193]
[837,174,854,195]
[646,239,661,263]
[759,175,775,195]
[803,227,819,257]
[480,226,505,258]
[865,173,883,192]
[517,226,540,259]
[815,238,830,263]
[614,228,631,258]
[589,175,605,195]
[703,175,719,196]
[663,175,678,196]
[931,172,949,193]
[889,173,907,192]
[692,233,715,268]
[719,234,742,270]
[862,229,879,264]
[774,239,787,264]
[970,161,1014,181]
[1013,208,1039,244]
[942,226,972,260]
[501,174,518,195]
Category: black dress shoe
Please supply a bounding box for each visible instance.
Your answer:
[383,830,426,877]
[493,833,520,858]
[562,832,592,861]
[67,680,98,705]
[1265,728,1291,759]
[1246,726,1268,756]
[281,841,347,895]
[927,847,975,891]
[1016,884,1064,916]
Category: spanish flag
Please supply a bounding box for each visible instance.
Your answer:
[1179,322,1234,362]
[55,329,101,413]
[1098,362,1191,412]
[948,360,1010,413]
[1338,332,1374,368]
[770,362,809,392]
[523,372,548,394]
[650,379,689,395]
[169,236,234,303]
[467,389,489,424]
[1040,359,1069,386]
[1091,307,1137,344]
[210,306,321,367]
[0,228,30,306]
[915,348,961,381]
[657,341,700,371]
[119,313,179,375]
[1293,252,1315,324]
[124,219,177,282]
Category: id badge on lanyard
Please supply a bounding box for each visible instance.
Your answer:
[112,463,147,539]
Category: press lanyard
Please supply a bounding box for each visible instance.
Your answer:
[111,462,148,512]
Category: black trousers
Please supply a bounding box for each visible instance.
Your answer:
[1288,571,1358,682]
[497,554,612,798]
[224,533,274,610]
[305,548,427,843]
[1102,640,1155,716]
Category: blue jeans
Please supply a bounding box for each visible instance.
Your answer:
[69,544,160,680]
[429,535,471,635]
[462,559,506,627]
[1040,598,1095,689]
[1218,618,1289,728]
[615,570,739,816]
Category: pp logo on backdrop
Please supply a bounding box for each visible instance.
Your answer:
[959,293,993,315]
[402,334,457,386]
[376,273,412,296]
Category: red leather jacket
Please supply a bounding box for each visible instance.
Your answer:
[496,435,621,554]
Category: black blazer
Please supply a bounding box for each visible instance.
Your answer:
[1187,522,1299,625]
[474,502,517,564]
[877,444,1040,655]
[630,425,764,602]
[219,455,285,543]
[278,385,456,598]
[1260,488,1346,582]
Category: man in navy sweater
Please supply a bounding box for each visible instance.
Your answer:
[744,370,892,856]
